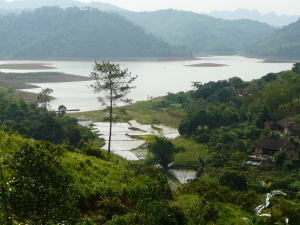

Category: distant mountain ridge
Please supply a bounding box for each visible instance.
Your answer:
[209,9,299,27]
[0,0,126,11]
[117,9,276,55]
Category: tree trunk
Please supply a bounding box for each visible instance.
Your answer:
[108,87,113,155]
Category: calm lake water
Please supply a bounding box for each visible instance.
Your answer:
[0,56,294,111]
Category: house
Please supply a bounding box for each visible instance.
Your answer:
[264,120,278,131]
[246,138,298,166]
[276,117,300,136]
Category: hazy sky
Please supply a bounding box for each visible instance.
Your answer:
[77,0,300,15]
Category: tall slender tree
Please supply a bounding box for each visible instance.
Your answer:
[90,61,137,155]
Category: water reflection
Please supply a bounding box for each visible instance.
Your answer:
[169,169,197,183]
[93,120,179,160]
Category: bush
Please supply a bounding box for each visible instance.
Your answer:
[83,145,105,159]
[219,170,247,191]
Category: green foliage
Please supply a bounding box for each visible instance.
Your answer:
[172,137,208,167]
[243,182,287,225]
[219,170,248,191]
[274,151,287,170]
[0,89,98,146]
[148,136,181,169]
[292,62,300,74]
[89,61,137,154]
[37,88,53,109]
[9,142,79,224]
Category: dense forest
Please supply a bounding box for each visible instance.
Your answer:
[245,18,300,58]
[1,64,300,224]
[118,9,276,55]
[0,6,190,60]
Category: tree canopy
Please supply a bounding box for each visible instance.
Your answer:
[89,61,137,154]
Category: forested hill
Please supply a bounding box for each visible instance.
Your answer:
[244,18,300,59]
[117,9,276,55]
[0,7,190,60]
[0,0,126,11]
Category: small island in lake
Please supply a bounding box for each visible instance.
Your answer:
[185,63,229,67]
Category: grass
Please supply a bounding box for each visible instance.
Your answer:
[124,97,185,128]
[67,110,106,122]
[8,90,39,102]
[68,97,186,128]
[61,151,150,200]
[172,137,209,168]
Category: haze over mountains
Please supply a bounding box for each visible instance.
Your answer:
[0,7,190,59]
[0,0,125,11]
[244,19,300,59]
[118,9,275,55]
[0,0,299,59]
[209,9,299,27]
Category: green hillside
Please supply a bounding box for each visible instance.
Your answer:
[0,7,190,60]
[245,18,300,58]
[117,9,276,55]
[1,63,300,223]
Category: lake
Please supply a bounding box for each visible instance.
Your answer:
[0,56,293,171]
[0,56,294,111]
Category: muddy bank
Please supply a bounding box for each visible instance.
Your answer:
[0,63,57,70]
[0,71,93,89]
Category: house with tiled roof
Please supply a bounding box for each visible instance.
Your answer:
[276,117,300,136]
[246,138,298,166]
[264,120,278,131]
[264,117,300,136]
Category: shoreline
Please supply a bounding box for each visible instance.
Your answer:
[0,56,198,62]
[0,71,93,90]
[0,63,57,70]
[240,53,299,63]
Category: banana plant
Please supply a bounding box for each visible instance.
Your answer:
[243,181,288,225]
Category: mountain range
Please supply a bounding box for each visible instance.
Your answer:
[118,9,276,55]
[0,1,299,59]
[0,7,190,60]
[0,0,125,11]
[209,9,299,28]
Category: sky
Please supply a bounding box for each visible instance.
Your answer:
[76,0,300,15]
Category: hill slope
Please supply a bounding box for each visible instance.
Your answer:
[244,18,300,59]
[117,9,276,55]
[0,7,190,60]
